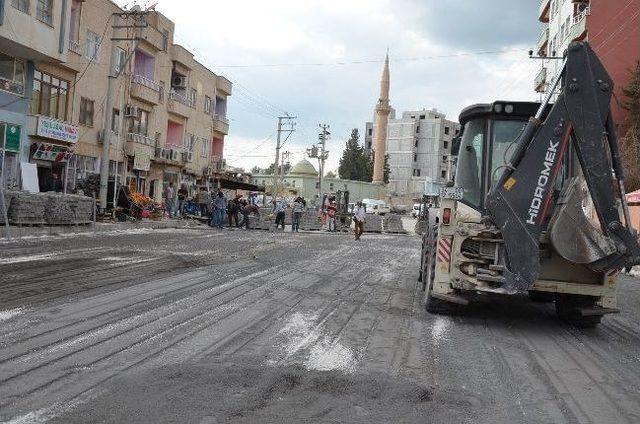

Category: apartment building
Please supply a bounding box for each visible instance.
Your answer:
[385,109,460,201]
[535,0,640,129]
[0,0,232,204]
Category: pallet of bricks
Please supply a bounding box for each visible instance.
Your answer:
[247,207,273,230]
[1,191,93,226]
[383,214,407,234]
[364,214,383,233]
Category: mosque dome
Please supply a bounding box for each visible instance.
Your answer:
[290,159,318,176]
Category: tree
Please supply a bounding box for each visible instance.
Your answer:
[383,154,390,185]
[325,171,337,179]
[250,166,262,174]
[263,162,291,175]
[338,129,372,182]
[620,61,640,191]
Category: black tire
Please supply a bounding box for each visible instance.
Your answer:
[555,294,603,328]
[528,291,555,303]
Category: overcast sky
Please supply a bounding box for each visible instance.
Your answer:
[124,0,542,172]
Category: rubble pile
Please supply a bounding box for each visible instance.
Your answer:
[383,214,406,234]
[364,214,383,233]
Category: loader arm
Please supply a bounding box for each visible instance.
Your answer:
[485,42,640,293]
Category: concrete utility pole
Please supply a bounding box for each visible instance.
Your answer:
[307,124,330,202]
[98,9,146,212]
[280,150,290,186]
[272,115,296,197]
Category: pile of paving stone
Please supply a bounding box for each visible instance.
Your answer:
[43,192,94,225]
[364,214,383,233]
[300,212,322,231]
[3,191,46,225]
[383,214,407,234]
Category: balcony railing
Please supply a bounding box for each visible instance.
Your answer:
[534,67,547,93]
[538,0,550,22]
[68,39,82,55]
[569,6,590,41]
[168,90,194,107]
[213,114,229,124]
[132,74,161,92]
[536,27,549,54]
[126,132,155,146]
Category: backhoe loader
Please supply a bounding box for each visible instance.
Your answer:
[419,42,640,327]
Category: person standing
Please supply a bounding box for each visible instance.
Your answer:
[273,198,286,230]
[212,190,227,229]
[197,187,210,218]
[242,201,260,229]
[177,183,188,218]
[327,200,338,232]
[291,196,304,232]
[164,182,176,218]
[51,173,64,193]
[353,201,366,240]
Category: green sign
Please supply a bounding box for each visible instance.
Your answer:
[4,124,21,152]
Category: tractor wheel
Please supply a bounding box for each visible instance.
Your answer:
[528,291,555,303]
[555,294,602,328]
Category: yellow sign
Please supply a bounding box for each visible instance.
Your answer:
[504,177,517,190]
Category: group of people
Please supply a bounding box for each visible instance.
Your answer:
[271,196,306,232]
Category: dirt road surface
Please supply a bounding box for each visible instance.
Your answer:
[1,227,639,423]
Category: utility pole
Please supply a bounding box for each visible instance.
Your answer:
[98,9,147,212]
[280,150,290,186]
[307,124,330,202]
[272,115,296,197]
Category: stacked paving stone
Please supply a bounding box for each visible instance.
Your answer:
[43,193,94,225]
[364,214,383,233]
[383,214,407,234]
[300,212,322,231]
[5,191,46,225]
[414,219,427,235]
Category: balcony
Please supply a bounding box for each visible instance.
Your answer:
[569,7,590,41]
[171,45,193,71]
[213,114,229,134]
[217,76,232,96]
[167,91,193,118]
[126,132,155,146]
[137,26,165,51]
[534,67,547,93]
[536,27,549,56]
[68,39,82,55]
[538,0,550,22]
[153,146,183,163]
[131,75,162,105]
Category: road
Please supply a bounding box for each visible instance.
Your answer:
[1,227,640,423]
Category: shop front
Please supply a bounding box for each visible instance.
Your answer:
[27,115,78,193]
[125,145,152,195]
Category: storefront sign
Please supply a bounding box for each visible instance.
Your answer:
[133,148,151,171]
[36,116,79,144]
[4,124,21,152]
[31,142,73,162]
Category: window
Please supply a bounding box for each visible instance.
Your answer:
[441,170,447,178]
[414,139,418,147]
[416,125,420,133]
[413,153,418,162]
[443,155,447,162]
[11,0,30,13]
[162,29,169,51]
[489,120,527,190]
[201,138,210,157]
[69,0,82,42]
[561,23,566,39]
[189,88,197,107]
[413,169,421,177]
[204,96,212,114]
[114,47,126,74]
[79,97,94,126]
[455,119,485,208]
[128,108,149,135]
[36,0,52,24]
[368,128,373,136]
[443,140,449,149]
[31,70,69,120]
[420,115,425,119]
[0,53,25,96]
[444,126,450,135]
[86,30,102,61]
[111,109,120,133]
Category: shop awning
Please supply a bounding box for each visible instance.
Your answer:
[217,178,264,192]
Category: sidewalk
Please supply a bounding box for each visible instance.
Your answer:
[1,219,205,239]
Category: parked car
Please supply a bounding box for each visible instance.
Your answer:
[362,199,391,215]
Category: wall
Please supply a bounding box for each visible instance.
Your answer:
[589,0,640,131]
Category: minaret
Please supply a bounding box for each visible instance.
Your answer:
[372,53,390,185]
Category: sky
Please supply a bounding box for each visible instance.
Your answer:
[121,0,542,173]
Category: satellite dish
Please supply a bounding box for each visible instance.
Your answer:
[130,4,142,12]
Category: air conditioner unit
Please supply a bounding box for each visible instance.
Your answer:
[171,75,187,88]
[163,148,171,160]
[155,147,163,158]
[124,105,139,117]
[181,151,189,162]
[171,149,180,161]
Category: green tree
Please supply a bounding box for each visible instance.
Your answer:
[620,61,640,191]
[338,129,372,182]
[250,166,262,174]
[383,154,390,184]
[325,171,337,179]
[264,162,291,175]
